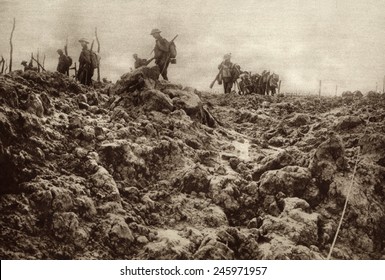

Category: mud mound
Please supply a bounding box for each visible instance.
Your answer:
[1,71,385,259]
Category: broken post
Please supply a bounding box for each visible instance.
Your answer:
[9,18,16,72]
[0,56,5,74]
[64,38,69,76]
[37,49,40,72]
[95,27,101,82]
[383,76,385,94]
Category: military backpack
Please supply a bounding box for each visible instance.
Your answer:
[65,56,73,68]
[90,51,100,69]
[169,41,177,59]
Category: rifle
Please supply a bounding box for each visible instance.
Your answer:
[31,56,46,71]
[64,37,68,55]
[145,57,155,66]
[210,65,223,89]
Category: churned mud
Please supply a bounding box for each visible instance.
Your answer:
[0,68,384,259]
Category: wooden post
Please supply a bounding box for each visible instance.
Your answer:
[64,37,70,76]
[30,52,33,68]
[37,49,40,72]
[9,18,15,72]
[319,80,322,98]
[95,27,100,82]
[335,85,338,97]
[376,82,378,93]
[0,56,4,74]
[43,54,46,69]
[383,75,385,93]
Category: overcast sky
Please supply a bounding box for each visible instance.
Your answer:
[1,0,385,94]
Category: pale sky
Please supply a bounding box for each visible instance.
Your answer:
[1,0,385,94]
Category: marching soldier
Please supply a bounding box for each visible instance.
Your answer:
[150,28,170,80]
[77,38,93,86]
[218,53,236,94]
[56,49,70,75]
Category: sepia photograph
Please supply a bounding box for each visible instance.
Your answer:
[1,0,385,264]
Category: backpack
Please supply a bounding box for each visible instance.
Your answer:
[169,41,177,58]
[65,56,73,68]
[231,64,241,80]
[90,51,100,69]
[270,73,279,87]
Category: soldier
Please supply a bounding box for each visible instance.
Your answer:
[150,28,170,80]
[239,73,252,95]
[133,54,148,69]
[218,53,236,94]
[21,60,36,71]
[56,49,69,75]
[77,38,93,86]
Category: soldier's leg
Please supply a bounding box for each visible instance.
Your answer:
[160,61,169,81]
[226,82,233,93]
[87,68,94,86]
[161,67,168,81]
[78,69,86,85]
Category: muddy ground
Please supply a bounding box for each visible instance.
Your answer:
[0,68,384,259]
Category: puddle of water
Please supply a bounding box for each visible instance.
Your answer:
[232,139,251,161]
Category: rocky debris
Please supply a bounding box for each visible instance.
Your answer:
[109,67,218,127]
[287,113,310,127]
[252,148,307,180]
[138,89,173,112]
[335,116,364,131]
[309,133,347,192]
[1,71,385,260]
[112,66,160,94]
[359,133,385,166]
[353,91,363,99]
[259,166,320,207]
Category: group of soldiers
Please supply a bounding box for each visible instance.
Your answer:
[18,28,280,94]
[213,53,281,95]
[20,28,175,85]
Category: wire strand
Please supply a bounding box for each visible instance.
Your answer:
[327,148,360,259]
